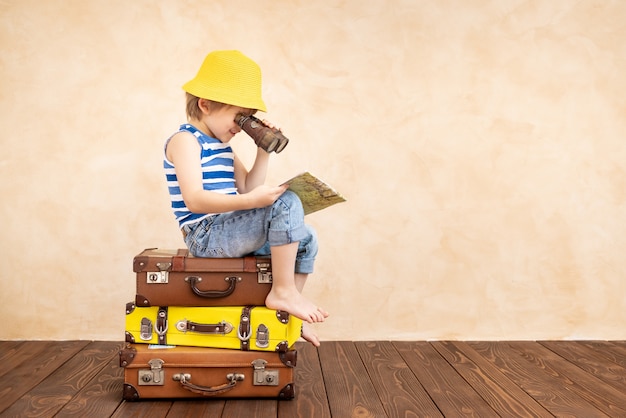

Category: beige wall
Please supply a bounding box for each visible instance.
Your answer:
[1,0,625,341]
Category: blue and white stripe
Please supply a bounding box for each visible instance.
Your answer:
[164,124,237,227]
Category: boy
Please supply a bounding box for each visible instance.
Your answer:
[164,50,328,346]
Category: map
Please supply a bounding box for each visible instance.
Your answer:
[281,172,346,215]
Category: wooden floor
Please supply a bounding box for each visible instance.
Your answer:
[1,340,626,417]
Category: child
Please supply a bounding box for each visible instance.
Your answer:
[164,50,328,346]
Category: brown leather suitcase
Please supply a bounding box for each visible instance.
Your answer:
[133,248,272,307]
[119,344,296,400]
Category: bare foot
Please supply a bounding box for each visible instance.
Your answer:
[265,288,328,323]
[301,323,321,347]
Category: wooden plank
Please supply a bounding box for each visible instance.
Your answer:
[540,341,626,391]
[574,340,626,369]
[0,341,122,417]
[394,341,497,416]
[278,342,331,418]
[55,347,125,417]
[110,400,172,418]
[432,341,552,417]
[221,399,277,418]
[535,341,626,415]
[0,342,26,368]
[0,340,89,413]
[0,341,49,379]
[318,341,387,418]
[355,341,443,417]
[468,341,611,417]
[166,400,226,417]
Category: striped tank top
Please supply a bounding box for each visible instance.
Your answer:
[164,124,237,228]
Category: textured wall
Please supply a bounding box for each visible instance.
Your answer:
[1,0,625,341]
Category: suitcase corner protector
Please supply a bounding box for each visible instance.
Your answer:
[279,350,297,368]
[119,344,137,367]
[124,331,136,345]
[133,255,150,273]
[279,382,295,400]
[122,383,140,401]
[134,294,151,307]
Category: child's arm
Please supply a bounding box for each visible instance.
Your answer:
[233,148,269,194]
[234,118,284,193]
[167,131,286,214]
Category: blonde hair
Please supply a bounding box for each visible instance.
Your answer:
[185,93,256,120]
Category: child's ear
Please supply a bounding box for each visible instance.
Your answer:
[198,99,211,114]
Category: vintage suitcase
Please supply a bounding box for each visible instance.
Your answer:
[125,302,302,352]
[119,344,297,400]
[133,248,272,307]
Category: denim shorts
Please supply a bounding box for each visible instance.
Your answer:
[182,190,318,274]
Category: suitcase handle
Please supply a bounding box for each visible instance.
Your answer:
[173,372,244,396]
[176,320,234,335]
[185,276,240,298]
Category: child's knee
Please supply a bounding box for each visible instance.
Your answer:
[276,190,304,213]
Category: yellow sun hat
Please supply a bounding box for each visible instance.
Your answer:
[182,50,267,112]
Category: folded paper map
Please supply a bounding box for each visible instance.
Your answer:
[281,172,346,215]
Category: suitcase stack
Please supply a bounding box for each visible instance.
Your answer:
[120,248,302,400]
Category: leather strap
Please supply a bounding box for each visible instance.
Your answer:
[238,306,252,351]
[155,307,168,345]
[243,256,257,272]
[172,249,188,271]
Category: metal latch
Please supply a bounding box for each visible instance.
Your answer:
[140,318,152,341]
[138,358,164,385]
[255,324,269,348]
[257,262,272,284]
[252,359,279,386]
[146,262,171,284]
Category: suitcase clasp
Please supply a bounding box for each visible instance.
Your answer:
[255,324,269,348]
[140,318,153,341]
[257,262,273,284]
[146,262,172,284]
[252,359,279,386]
[138,358,164,386]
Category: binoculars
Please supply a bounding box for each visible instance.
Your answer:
[235,114,289,153]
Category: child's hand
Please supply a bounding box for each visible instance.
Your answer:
[247,184,289,207]
[260,118,282,132]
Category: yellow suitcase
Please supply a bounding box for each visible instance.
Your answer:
[125,302,302,352]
